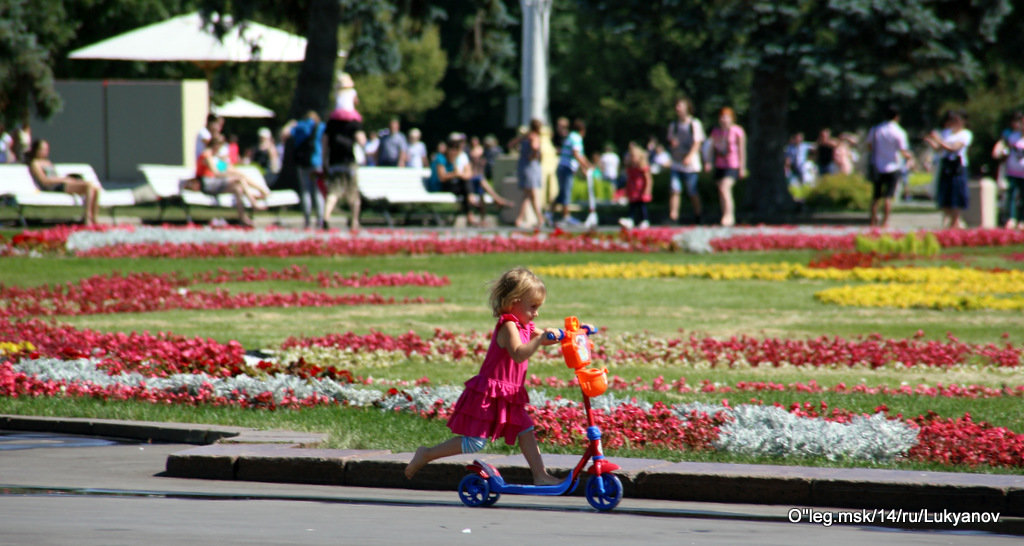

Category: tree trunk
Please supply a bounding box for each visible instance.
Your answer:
[287,0,341,119]
[744,64,796,221]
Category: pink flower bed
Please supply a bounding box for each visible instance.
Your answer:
[711,228,1024,252]
[0,266,445,318]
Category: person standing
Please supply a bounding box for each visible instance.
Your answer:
[322,110,362,230]
[376,118,408,167]
[554,119,591,226]
[866,105,914,227]
[622,143,653,228]
[0,123,14,163]
[667,97,706,224]
[924,110,972,229]
[992,111,1024,229]
[815,128,840,176]
[784,132,813,187]
[706,107,746,227]
[291,111,327,229]
[514,119,545,228]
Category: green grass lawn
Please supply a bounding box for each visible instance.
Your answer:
[2,245,1023,473]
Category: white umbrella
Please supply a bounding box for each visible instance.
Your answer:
[68,12,309,66]
[212,96,275,118]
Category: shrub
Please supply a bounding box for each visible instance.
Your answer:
[855,232,942,256]
[803,173,872,211]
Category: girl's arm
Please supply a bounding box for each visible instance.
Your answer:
[496,321,557,362]
[643,166,653,198]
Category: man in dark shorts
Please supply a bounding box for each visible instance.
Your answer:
[866,105,914,227]
[323,113,363,229]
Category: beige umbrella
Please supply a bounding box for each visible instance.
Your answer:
[68,12,342,82]
[212,96,275,118]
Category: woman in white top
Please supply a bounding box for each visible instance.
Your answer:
[924,110,972,229]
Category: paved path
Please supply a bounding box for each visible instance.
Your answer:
[3,414,1022,525]
[2,427,1022,544]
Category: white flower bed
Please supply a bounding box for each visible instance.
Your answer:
[672,225,885,253]
[673,402,917,462]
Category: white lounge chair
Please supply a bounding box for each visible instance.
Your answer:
[0,163,136,226]
[137,164,299,223]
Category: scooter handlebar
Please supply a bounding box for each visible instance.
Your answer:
[545,325,598,341]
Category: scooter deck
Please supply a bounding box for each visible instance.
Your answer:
[472,459,578,496]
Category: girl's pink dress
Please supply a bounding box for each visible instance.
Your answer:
[447,314,535,445]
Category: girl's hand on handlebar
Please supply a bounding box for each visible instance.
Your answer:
[541,328,562,345]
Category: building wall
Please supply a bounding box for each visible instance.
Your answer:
[32,80,208,183]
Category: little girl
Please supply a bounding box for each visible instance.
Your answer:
[623,142,653,228]
[330,72,362,122]
[405,267,561,485]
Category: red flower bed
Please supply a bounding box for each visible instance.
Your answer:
[906,411,1024,468]
[531,402,728,451]
[0,266,445,318]
[0,318,247,377]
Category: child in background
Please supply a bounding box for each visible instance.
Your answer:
[405,267,561,485]
[330,72,362,122]
[619,143,652,229]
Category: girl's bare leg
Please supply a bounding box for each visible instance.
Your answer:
[405,437,463,479]
[718,177,735,226]
[517,430,560,485]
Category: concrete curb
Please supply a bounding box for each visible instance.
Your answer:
[4,414,1023,515]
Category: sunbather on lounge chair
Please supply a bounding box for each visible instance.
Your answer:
[192,134,269,227]
[27,139,101,226]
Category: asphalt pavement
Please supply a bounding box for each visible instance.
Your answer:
[2,414,1022,526]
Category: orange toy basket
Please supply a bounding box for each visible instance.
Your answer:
[560,316,593,370]
[576,367,608,397]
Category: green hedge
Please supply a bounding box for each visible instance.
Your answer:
[802,173,873,211]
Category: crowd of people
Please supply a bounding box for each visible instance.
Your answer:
[13,65,1023,231]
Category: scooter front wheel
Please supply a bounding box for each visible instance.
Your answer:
[458,474,495,507]
[585,474,623,511]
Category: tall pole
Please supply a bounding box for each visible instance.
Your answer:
[520,0,551,126]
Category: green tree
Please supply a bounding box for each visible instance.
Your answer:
[587,0,1011,218]
[351,24,447,130]
[0,0,77,126]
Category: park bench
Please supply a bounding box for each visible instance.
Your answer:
[358,166,490,226]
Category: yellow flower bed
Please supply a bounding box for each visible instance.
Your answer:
[0,341,35,355]
[534,262,1024,311]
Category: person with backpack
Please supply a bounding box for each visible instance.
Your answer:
[291,111,327,229]
[667,97,706,224]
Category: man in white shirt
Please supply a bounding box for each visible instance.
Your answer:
[599,144,620,185]
[667,97,706,224]
[195,114,224,160]
[866,105,914,227]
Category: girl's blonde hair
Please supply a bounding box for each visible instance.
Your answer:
[489,267,546,317]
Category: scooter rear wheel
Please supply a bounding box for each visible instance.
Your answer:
[585,474,623,511]
[458,474,493,507]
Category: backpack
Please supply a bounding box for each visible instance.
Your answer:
[294,134,315,168]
